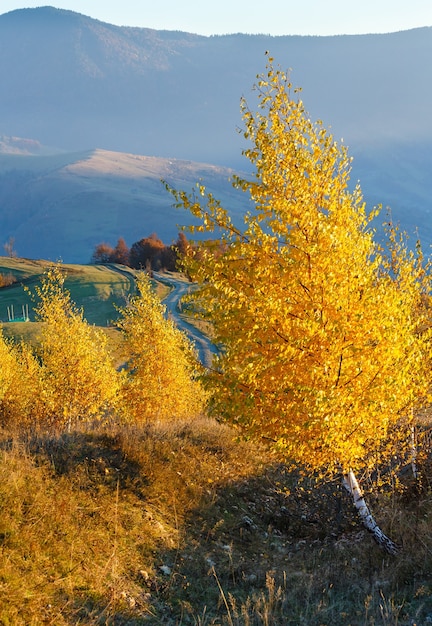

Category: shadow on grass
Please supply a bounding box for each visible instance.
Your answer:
[153,459,432,625]
[2,421,432,625]
[26,430,150,498]
[153,463,366,625]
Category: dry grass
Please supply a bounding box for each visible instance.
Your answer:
[2,258,432,623]
[0,417,265,624]
[1,417,432,625]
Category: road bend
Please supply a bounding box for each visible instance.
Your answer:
[153,272,218,369]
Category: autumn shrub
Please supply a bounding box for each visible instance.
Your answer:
[0,339,46,430]
[0,327,23,426]
[33,266,121,429]
[0,271,16,287]
[0,326,18,392]
[0,327,43,430]
[115,272,206,423]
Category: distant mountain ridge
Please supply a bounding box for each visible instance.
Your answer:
[1,7,431,164]
[0,7,431,260]
[0,135,62,156]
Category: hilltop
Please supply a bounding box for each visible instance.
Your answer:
[0,149,245,262]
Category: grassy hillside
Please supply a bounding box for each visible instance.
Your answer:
[2,417,432,625]
[1,257,432,624]
[0,258,142,367]
[0,257,137,327]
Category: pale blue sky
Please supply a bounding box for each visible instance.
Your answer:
[1,0,432,35]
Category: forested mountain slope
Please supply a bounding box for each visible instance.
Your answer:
[0,7,431,259]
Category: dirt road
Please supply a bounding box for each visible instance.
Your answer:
[153,272,218,369]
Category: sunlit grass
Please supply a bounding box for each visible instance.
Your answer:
[1,417,432,624]
[0,417,266,624]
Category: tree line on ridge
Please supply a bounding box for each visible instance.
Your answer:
[91,232,190,272]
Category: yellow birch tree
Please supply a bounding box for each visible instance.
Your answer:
[0,324,46,430]
[34,266,120,429]
[115,272,205,422]
[0,328,19,410]
[167,56,432,553]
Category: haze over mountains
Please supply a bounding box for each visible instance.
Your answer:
[0,147,244,262]
[0,6,431,262]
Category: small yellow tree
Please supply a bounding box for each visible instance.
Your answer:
[0,328,45,430]
[168,57,432,553]
[0,327,18,396]
[0,328,24,427]
[115,273,205,422]
[34,266,120,429]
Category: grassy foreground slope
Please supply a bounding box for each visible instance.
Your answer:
[1,259,432,624]
[2,419,432,625]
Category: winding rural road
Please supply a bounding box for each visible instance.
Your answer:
[153,272,218,369]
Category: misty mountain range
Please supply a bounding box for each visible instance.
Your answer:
[0,6,431,262]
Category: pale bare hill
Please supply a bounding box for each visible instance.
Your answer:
[0,149,247,263]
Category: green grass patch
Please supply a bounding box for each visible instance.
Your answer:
[0,257,139,328]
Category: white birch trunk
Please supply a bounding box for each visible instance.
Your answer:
[410,424,418,479]
[409,406,418,480]
[342,469,399,555]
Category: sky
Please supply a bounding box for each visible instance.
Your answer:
[1,0,432,36]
